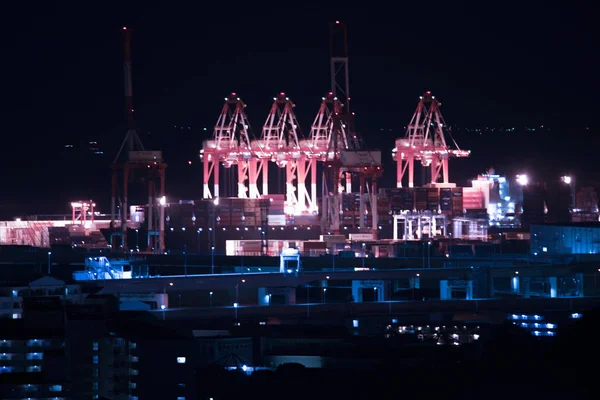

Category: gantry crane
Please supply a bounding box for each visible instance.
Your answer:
[393,91,470,188]
[319,21,383,237]
[250,93,306,212]
[200,93,252,200]
[298,92,346,214]
[110,27,166,253]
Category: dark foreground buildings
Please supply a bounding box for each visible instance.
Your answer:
[0,292,596,399]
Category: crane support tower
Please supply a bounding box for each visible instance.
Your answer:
[393,92,470,188]
[252,93,314,214]
[201,94,252,200]
[110,27,167,253]
[320,21,383,239]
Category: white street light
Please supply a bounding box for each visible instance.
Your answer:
[516,174,528,186]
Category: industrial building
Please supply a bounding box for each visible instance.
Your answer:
[530,223,600,255]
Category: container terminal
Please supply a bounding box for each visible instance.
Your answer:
[0,22,596,262]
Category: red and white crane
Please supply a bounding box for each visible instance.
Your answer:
[201,93,252,200]
[298,92,347,213]
[251,93,308,213]
[393,91,470,188]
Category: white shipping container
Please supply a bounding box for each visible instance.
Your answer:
[320,235,346,243]
[268,215,287,226]
[349,233,374,241]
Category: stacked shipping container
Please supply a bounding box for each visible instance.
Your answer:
[415,188,428,211]
[427,187,439,211]
[217,198,232,226]
[166,184,485,233]
[194,200,211,227]
[215,197,275,227]
[451,187,464,216]
[341,193,360,227]
[384,188,415,214]
[440,187,464,217]
[262,194,285,226]
[462,187,484,210]
[377,196,392,226]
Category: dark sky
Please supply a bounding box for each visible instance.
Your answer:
[1,2,598,217]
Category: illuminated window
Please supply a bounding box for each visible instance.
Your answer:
[26,365,41,372]
[26,352,43,360]
[49,384,62,392]
[92,342,99,351]
[93,381,98,390]
[93,355,98,364]
[177,357,186,364]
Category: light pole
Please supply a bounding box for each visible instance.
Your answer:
[306,285,310,319]
[183,244,187,277]
[362,243,366,269]
[233,302,238,319]
[211,246,215,275]
[241,216,245,272]
[374,286,378,302]
[209,291,213,307]
[135,229,139,250]
[161,304,166,320]
[499,232,503,256]
[47,251,51,275]
[323,287,327,304]
[428,241,431,269]
[197,228,202,253]
[332,251,335,272]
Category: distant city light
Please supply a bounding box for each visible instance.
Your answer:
[516,174,528,186]
[561,176,572,185]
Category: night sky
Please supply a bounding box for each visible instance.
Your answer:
[1,2,597,218]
